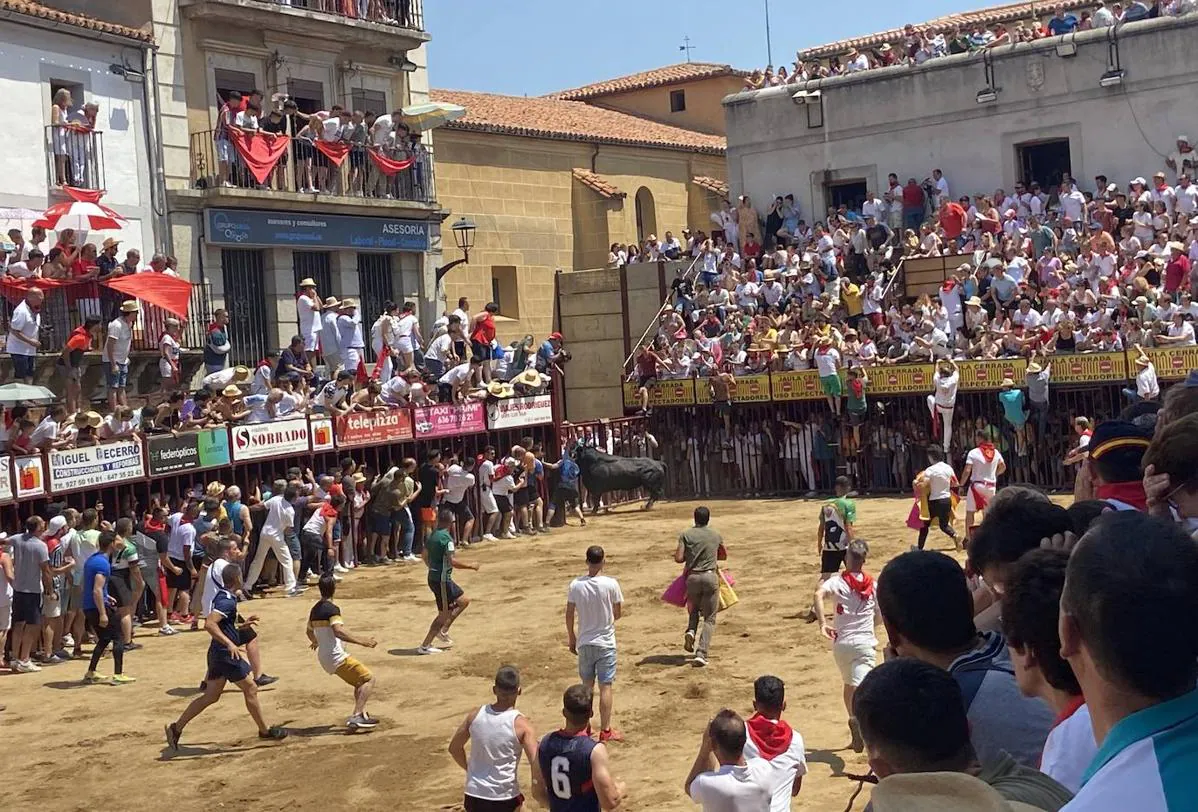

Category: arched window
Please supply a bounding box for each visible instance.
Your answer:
[634,186,657,243]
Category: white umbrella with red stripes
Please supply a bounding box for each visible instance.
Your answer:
[32,186,126,232]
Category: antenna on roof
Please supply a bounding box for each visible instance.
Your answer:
[679,35,695,63]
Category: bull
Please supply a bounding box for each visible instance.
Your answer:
[574,443,666,512]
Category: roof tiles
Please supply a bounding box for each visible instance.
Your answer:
[692,175,729,197]
[1,0,152,42]
[548,62,747,101]
[571,168,625,198]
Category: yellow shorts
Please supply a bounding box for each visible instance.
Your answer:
[334,656,373,688]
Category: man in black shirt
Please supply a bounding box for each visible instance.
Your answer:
[276,336,313,383]
[414,449,444,555]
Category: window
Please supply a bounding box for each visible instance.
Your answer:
[214,69,257,106]
[286,78,324,114]
[350,88,387,116]
[669,89,686,113]
[490,266,520,318]
[49,79,84,110]
[220,249,270,367]
[1016,138,1072,197]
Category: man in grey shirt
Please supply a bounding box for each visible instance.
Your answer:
[674,506,724,668]
[1024,354,1051,443]
[10,516,55,673]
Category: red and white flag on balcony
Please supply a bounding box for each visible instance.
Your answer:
[367,148,414,177]
[228,130,291,184]
[313,140,351,167]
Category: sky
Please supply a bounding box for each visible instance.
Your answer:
[424,0,973,96]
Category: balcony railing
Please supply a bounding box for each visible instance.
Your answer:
[248,0,423,30]
[44,125,105,191]
[188,128,437,204]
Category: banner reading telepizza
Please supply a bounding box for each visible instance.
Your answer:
[48,439,145,493]
[147,429,232,477]
[487,395,553,430]
[1051,352,1127,384]
[414,402,486,439]
[230,419,311,462]
[335,409,414,447]
[0,455,12,503]
[770,370,824,401]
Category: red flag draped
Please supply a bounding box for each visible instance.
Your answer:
[367,148,414,177]
[104,274,193,319]
[313,140,351,167]
[228,130,291,184]
[62,186,103,204]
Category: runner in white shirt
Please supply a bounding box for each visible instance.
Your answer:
[740,676,807,812]
[296,281,322,352]
[566,546,624,741]
[393,303,421,370]
[685,711,773,812]
[244,485,298,596]
[448,666,539,811]
[915,447,960,551]
[926,358,959,453]
[961,432,1007,538]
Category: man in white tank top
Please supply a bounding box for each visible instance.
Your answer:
[961,429,1007,540]
[449,665,545,812]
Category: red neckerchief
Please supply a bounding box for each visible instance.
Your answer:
[746,713,795,760]
[1052,696,1086,729]
[257,358,272,370]
[977,441,996,463]
[842,570,874,599]
[1096,481,1148,511]
[941,279,957,292]
[849,379,864,398]
[144,518,165,533]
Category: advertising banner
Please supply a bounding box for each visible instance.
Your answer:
[487,395,553,430]
[867,364,935,395]
[621,379,696,408]
[413,402,487,439]
[13,455,43,499]
[695,374,771,404]
[230,419,311,462]
[1051,352,1127,384]
[205,208,430,251]
[335,409,414,448]
[0,455,12,503]
[48,439,144,493]
[1145,347,1198,381]
[958,359,1028,391]
[770,370,825,401]
[309,417,336,452]
[147,429,231,477]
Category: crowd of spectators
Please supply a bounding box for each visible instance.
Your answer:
[745,1,1198,86]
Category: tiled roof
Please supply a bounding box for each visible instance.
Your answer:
[430,89,726,155]
[548,62,748,101]
[798,0,1094,58]
[692,175,729,197]
[1,0,153,42]
[572,168,625,199]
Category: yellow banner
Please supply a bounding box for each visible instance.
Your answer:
[867,364,936,395]
[771,370,826,401]
[1144,347,1198,381]
[695,374,771,403]
[958,359,1028,391]
[1051,352,1127,384]
[622,379,695,408]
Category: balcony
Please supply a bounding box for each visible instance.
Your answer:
[179,0,428,50]
[44,125,105,192]
[179,128,438,214]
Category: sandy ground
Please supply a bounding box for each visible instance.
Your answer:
[2,496,977,812]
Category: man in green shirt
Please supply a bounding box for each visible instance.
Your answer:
[804,476,857,623]
[673,506,724,667]
[419,508,478,656]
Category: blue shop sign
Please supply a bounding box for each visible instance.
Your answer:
[205,208,430,251]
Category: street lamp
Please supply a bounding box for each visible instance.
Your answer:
[435,216,477,282]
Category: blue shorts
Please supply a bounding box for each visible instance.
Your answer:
[215,138,233,163]
[11,354,34,379]
[368,511,391,535]
[578,644,617,685]
[206,648,252,684]
[107,361,129,389]
[285,529,300,559]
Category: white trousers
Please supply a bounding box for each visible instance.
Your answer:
[927,395,955,453]
[244,531,296,592]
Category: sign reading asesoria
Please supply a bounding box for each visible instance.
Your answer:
[414,402,486,439]
[487,395,553,430]
[336,409,414,447]
[231,419,310,462]
[49,439,145,493]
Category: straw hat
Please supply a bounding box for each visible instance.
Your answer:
[205,481,226,497]
[1135,354,1152,367]
[101,237,121,249]
[352,472,367,484]
[1000,377,1014,388]
[1168,241,1186,253]
[231,366,251,382]
[487,380,515,398]
[1026,362,1042,374]
[817,335,833,347]
[339,298,357,309]
[514,368,542,387]
[221,384,242,397]
[323,296,341,308]
[298,277,317,288]
[120,300,140,313]
[966,296,983,307]
[938,358,954,371]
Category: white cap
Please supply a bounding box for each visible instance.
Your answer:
[1179,135,1191,142]
[47,515,68,535]
[1131,176,1146,186]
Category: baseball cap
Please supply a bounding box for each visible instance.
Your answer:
[47,515,68,535]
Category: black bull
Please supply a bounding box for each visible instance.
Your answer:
[575,446,666,511]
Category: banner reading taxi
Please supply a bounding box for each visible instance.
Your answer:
[49,438,145,494]
[770,370,824,401]
[487,395,553,430]
[231,418,311,462]
[867,364,935,395]
[622,379,695,408]
[0,455,12,503]
[13,455,43,499]
[1144,346,1198,381]
[958,358,1028,391]
[414,401,486,439]
[335,409,414,448]
[695,374,771,404]
[1050,352,1127,385]
[147,428,231,477]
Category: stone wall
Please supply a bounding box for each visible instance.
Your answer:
[589,75,745,136]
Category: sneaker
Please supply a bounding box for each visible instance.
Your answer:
[416,645,443,655]
[111,674,137,685]
[691,655,708,668]
[285,587,307,597]
[44,654,66,665]
[848,717,865,753]
[333,564,349,573]
[684,630,695,653]
[332,574,342,582]
[599,728,624,743]
[436,631,454,648]
[159,625,179,636]
[347,713,379,729]
[14,660,41,673]
[258,726,288,742]
[165,722,181,751]
[83,670,109,683]
[254,674,280,687]
[54,649,72,661]
[482,534,498,542]
[168,613,182,623]
[62,634,75,648]
[403,554,420,562]
[124,642,143,651]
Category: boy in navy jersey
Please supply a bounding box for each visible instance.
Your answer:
[536,685,625,811]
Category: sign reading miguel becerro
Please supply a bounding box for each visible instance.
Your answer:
[231,419,311,462]
[205,209,431,251]
[49,439,145,493]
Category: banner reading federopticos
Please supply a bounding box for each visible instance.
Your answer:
[959,359,1028,391]
[1051,352,1127,384]
[867,364,935,395]
[0,455,12,503]
[487,395,553,430]
[230,418,311,462]
[414,401,486,439]
[309,417,335,451]
[335,409,414,448]
[48,438,145,494]
[13,455,43,499]
[147,428,232,477]
[695,374,770,404]
[771,370,824,401]
[1145,346,1198,381]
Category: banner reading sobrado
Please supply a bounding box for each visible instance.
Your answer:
[230,419,310,462]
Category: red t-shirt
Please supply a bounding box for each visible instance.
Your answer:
[902,184,924,208]
[471,313,496,344]
[1165,256,1191,292]
[939,203,967,238]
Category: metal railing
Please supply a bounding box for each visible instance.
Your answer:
[44,125,105,191]
[622,254,701,371]
[189,128,436,204]
[248,0,423,30]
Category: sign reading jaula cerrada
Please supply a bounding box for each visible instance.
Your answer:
[231,419,311,462]
[49,439,145,493]
[205,208,431,251]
